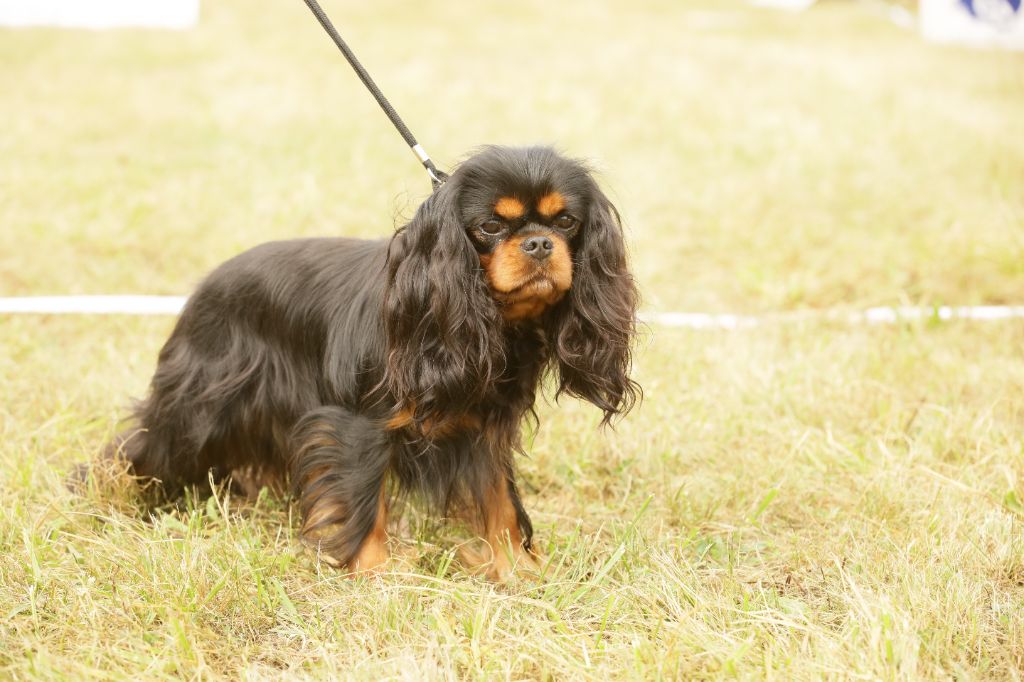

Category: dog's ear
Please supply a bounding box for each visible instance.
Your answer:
[548,187,640,424]
[383,181,503,423]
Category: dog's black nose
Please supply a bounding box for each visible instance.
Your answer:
[520,235,554,260]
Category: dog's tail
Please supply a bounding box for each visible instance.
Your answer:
[71,393,187,496]
[67,425,154,496]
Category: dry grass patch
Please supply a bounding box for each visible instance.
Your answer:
[2,318,1022,678]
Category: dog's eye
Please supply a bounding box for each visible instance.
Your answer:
[479,219,505,236]
[553,215,579,231]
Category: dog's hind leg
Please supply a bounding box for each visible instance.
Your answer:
[289,407,392,572]
[101,326,278,496]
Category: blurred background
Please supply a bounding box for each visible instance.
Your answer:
[2,4,1023,677]
[2,0,1021,316]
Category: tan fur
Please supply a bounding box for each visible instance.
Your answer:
[385,404,481,438]
[349,492,389,573]
[461,478,538,581]
[229,464,285,499]
[537,191,566,218]
[480,232,573,321]
[494,196,525,219]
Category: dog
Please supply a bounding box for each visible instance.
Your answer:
[103,145,639,580]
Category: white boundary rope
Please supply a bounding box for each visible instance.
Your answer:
[0,295,187,315]
[2,296,1023,328]
[640,306,1024,329]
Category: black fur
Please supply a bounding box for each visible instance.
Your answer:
[103,145,639,571]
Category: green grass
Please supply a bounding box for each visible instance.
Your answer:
[2,0,1023,678]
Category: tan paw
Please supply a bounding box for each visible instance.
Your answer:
[462,541,542,582]
[347,535,390,576]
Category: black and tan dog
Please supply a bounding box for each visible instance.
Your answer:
[102,145,639,580]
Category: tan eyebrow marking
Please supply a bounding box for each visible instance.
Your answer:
[537,191,566,218]
[494,196,525,220]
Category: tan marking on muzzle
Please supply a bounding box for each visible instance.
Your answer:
[480,232,573,321]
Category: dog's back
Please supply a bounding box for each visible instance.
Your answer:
[106,237,390,495]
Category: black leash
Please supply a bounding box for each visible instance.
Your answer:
[300,0,448,191]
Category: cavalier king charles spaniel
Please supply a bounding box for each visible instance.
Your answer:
[104,145,639,580]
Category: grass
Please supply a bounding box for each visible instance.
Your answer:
[1,0,1023,678]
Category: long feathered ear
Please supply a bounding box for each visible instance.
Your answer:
[548,188,641,424]
[382,182,504,424]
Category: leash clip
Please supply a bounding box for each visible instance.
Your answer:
[412,144,448,191]
[427,166,449,191]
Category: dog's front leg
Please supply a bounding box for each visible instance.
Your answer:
[464,470,538,582]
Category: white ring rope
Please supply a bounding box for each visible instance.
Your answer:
[640,306,1024,329]
[1,296,1023,328]
[0,296,187,315]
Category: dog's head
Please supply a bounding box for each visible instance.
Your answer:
[384,146,639,426]
[456,147,589,322]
